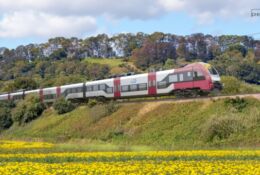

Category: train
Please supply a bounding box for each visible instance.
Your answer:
[0,62,222,103]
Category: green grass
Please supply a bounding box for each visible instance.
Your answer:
[1,97,260,150]
[82,58,124,68]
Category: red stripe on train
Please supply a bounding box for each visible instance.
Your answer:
[56,86,61,98]
[39,89,44,102]
[114,77,121,98]
[148,72,157,95]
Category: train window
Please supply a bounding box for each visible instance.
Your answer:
[93,85,99,91]
[130,84,137,91]
[193,71,205,80]
[77,87,83,92]
[169,74,178,83]
[152,80,156,87]
[149,80,156,87]
[148,81,152,87]
[179,73,184,81]
[139,83,147,90]
[44,94,55,99]
[71,88,77,93]
[99,84,105,90]
[121,85,129,92]
[184,72,193,81]
[107,87,113,93]
[208,67,218,75]
[157,81,167,89]
[87,86,92,92]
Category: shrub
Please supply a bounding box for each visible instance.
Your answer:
[105,101,119,115]
[87,99,98,108]
[221,76,258,95]
[12,95,45,125]
[89,101,120,123]
[221,76,241,94]
[203,115,244,142]
[53,97,75,115]
[224,97,248,112]
[0,107,13,130]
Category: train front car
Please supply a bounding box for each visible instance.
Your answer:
[197,62,222,91]
[184,62,222,95]
[206,65,222,91]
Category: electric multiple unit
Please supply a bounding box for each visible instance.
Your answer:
[0,62,222,102]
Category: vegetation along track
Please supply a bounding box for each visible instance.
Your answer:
[116,93,260,104]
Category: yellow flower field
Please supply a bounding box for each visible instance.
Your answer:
[0,160,259,175]
[0,140,259,174]
[0,140,53,149]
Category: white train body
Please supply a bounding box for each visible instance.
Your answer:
[0,62,222,102]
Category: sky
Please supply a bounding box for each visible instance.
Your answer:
[0,0,260,49]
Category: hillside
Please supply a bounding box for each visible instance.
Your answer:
[1,33,260,93]
[2,97,259,150]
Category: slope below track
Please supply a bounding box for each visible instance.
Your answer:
[1,95,260,149]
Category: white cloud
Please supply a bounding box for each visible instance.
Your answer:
[0,0,259,39]
[0,0,164,39]
[158,0,259,23]
[0,0,163,19]
[158,0,186,11]
[0,11,97,38]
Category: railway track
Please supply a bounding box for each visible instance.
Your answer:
[116,93,260,104]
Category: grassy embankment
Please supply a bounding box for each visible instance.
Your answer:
[82,58,138,75]
[1,59,260,150]
[1,96,259,150]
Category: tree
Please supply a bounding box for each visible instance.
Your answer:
[0,101,14,130]
[53,97,75,114]
[13,77,38,90]
[237,62,260,84]
[228,44,247,57]
[132,39,176,69]
[0,107,13,130]
[12,95,45,125]
[164,58,175,69]
[35,61,49,79]
[50,48,67,60]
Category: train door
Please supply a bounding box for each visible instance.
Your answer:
[114,77,121,98]
[56,86,61,98]
[39,89,44,102]
[148,72,157,95]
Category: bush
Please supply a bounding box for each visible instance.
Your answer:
[53,97,75,114]
[12,95,45,125]
[221,76,258,95]
[221,76,241,94]
[89,101,120,123]
[0,107,13,130]
[105,101,119,115]
[87,99,98,108]
[224,97,248,112]
[203,115,244,142]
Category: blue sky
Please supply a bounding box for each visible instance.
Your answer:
[0,0,259,49]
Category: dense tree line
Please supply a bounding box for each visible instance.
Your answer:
[0,58,110,92]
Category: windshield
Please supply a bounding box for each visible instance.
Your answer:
[208,67,218,75]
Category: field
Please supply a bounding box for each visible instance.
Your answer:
[82,58,124,68]
[82,58,139,74]
[0,140,259,175]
